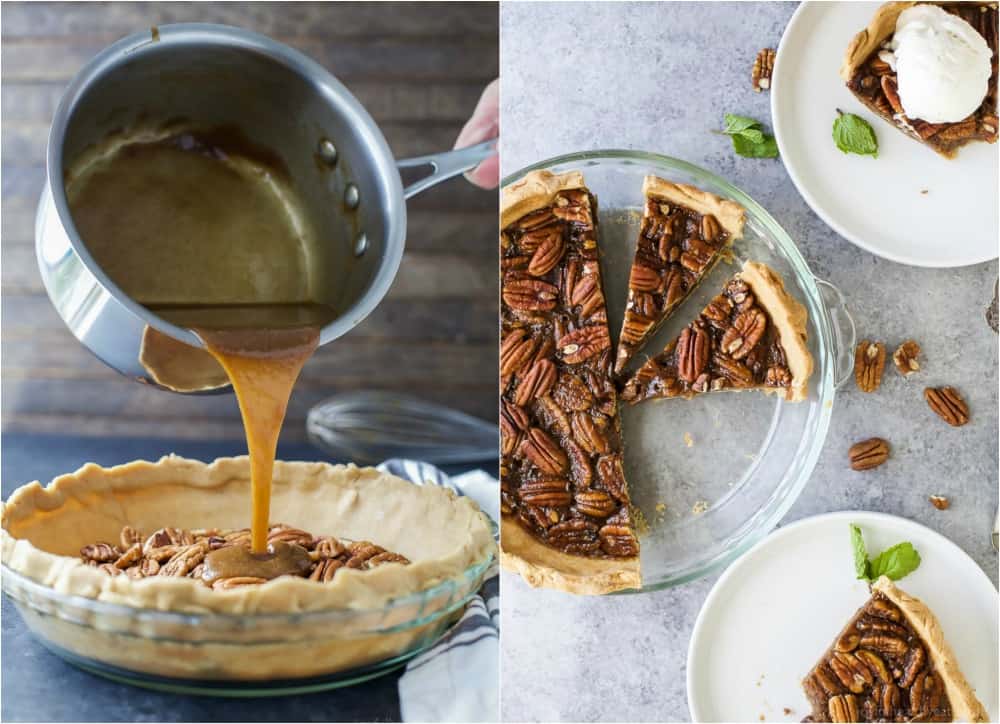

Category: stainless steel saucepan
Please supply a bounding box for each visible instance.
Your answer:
[36,23,496,392]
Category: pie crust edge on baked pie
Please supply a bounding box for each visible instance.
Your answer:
[0,455,497,614]
[873,577,990,722]
[642,175,747,242]
[740,260,813,402]
[803,576,989,722]
[612,176,747,374]
[499,170,641,596]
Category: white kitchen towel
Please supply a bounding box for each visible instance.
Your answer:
[376,459,499,723]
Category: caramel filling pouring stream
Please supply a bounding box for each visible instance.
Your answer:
[67,126,340,577]
[197,326,319,556]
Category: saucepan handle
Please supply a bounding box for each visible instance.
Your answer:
[815,276,857,390]
[397,138,498,200]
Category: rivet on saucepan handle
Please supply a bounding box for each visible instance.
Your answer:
[318,139,338,165]
[353,232,368,257]
[344,183,360,209]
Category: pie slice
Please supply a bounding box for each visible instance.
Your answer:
[802,576,989,722]
[499,170,640,595]
[841,2,998,159]
[613,175,746,376]
[621,261,813,404]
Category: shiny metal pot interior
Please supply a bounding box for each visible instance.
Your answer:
[36,23,494,392]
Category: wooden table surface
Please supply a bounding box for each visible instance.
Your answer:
[1,1,499,441]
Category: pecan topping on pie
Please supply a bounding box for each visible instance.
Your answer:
[841,2,998,158]
[802,577,988,722]
[82,523,410,588]
[621,261,813,404]
[614,176,746,375]
[500,170,640,595]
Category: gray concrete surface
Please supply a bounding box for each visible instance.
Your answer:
[499,3,999,721]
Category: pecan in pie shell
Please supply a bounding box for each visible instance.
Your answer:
[803,576,988,722]
[1,456,495,679]
[499,170,640,595]
[614,175,746,375]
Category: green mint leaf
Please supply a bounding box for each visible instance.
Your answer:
[723,114,762,135]
[833,111,879,158]
[736,127,766,145]
[850,524,871,581]
[732,133,779,158]
[869,542,921,581]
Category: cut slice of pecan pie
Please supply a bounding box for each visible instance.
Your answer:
[614,176,746,376]
[499,170,640,595]
[841,2,998,158]
[621,261,813,404]
[802,577,988,722]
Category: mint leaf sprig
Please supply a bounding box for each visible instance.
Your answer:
[850,523,921,582]
[833,109,879,158]
[719,113,779,159]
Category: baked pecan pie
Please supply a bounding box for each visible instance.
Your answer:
[499,170,640,595]
[621,261,813,404]
[614,176,745,376]
[802,576,988,722]
[841,2,998,158]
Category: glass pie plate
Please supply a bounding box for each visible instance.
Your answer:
[503,150,857,594]
[1,547,494,696]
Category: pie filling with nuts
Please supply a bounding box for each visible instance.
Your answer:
[614,176,746,376]
[499,170,640,595]
[802,576,988,722]
[81,523,410,590]
[841,2,998,158]
[621,261,813,404]
[1,457,495,613]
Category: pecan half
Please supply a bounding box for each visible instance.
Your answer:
[80,542,119,563]
[854,341,886,393]
[720,308,766,359]
[629,264,662,293]
[751,47,775,92]
[557,325,610,364]
[676,324,710,383]
[924,386,969,426]
[848,437,890,471]
[503,278,558,311]
[527,232,566,276]
[892,340,921,377]
[500,328,537,377]
[514,358,557,407]
[571,412,610,455]
[520,427,568,474]
[519,478,572,507]
[828,694,859,723]
[574,490,617,518]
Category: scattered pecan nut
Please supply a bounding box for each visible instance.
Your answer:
[892,340,921,377]
[854,340,886,393]
[929,495,950,510]
[848,437,890,470]
[752,48,775,92]
[924,386,969,426]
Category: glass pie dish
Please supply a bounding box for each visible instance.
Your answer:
[502,150,856,594]
[1,458,496,695]
[1,553,492,695]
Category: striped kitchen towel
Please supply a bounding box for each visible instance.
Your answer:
[377,459,499,723]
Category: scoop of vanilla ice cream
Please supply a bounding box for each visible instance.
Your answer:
[888,4,992,124]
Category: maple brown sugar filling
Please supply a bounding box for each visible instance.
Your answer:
[615,195,732,375]
[803,591,953,723]
[621,276,794,403]
[500,187,639,560]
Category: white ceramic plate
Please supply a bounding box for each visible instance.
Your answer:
[686,511,999,722]
[772,1,999,268]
